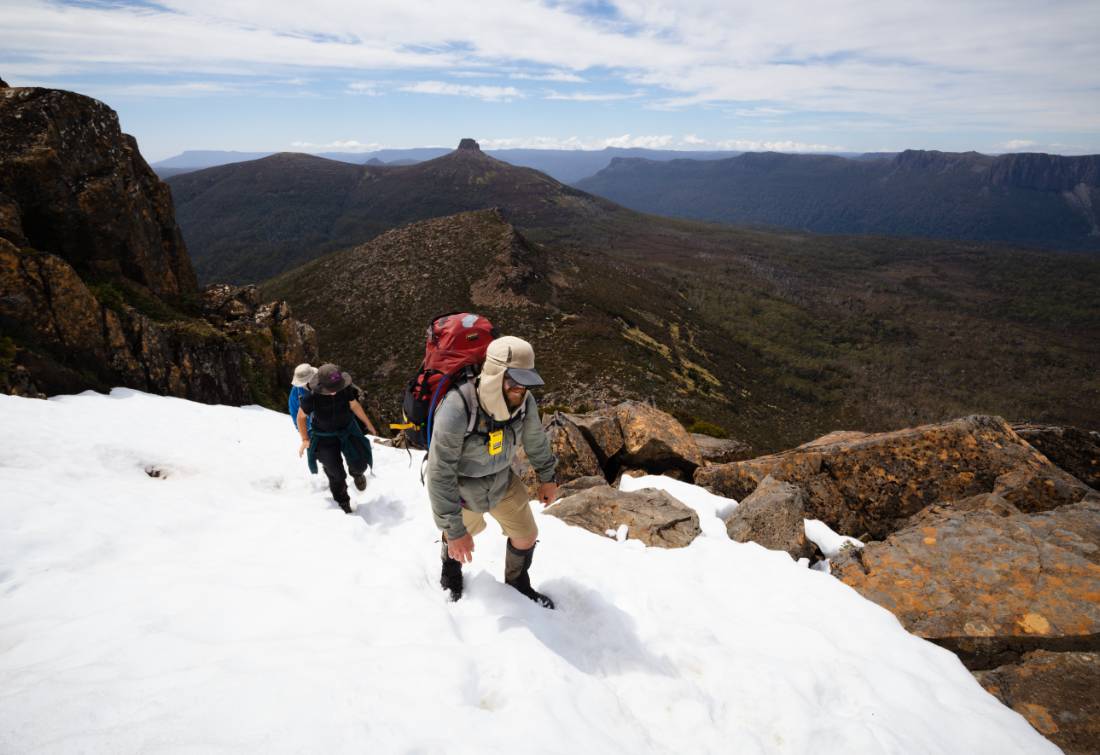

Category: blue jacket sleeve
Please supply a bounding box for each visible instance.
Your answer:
[288,387,301,428]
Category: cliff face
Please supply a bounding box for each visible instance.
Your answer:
[987,153,1100,192]
[0,83,317,405]
[0,86,196,299]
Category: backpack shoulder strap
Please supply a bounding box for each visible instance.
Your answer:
[455,380,479,436]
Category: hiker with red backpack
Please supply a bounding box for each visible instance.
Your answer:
[423,333,559,608]
[296,363,378,514]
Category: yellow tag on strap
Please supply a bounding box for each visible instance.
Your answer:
[488,430,504,455]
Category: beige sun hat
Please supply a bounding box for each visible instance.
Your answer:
[291,363,318,387]
[477,336,542,421]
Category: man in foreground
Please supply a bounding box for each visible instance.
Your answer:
[426,336,559,607]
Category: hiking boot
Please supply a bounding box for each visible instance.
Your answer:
[440,542,464,602]
[353,474,367,491]
[504,541,554,610]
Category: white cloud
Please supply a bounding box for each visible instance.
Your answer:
[733,107,789,118]
[511,71,587,83]
[399,81,522,101]
[544,90,641,101]
[477,133,843,152]
[346,81,380,95]
[996,139,1039,152]
[93,81,239,97]
[2,0,1099,137]
[711,138,848,153]
[289,139,385,152]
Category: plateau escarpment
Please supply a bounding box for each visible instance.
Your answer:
[575,149,1100,251]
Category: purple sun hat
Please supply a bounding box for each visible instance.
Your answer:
[309,363,352,394]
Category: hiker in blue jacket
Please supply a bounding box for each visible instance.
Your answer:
[288,363,316,432]
[296,363,378,514]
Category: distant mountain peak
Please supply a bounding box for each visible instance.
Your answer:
[457,138,481,152]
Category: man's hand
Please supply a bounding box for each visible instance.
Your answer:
[537,482,559,506]
[298,438,310,458]
[447,533,475,563]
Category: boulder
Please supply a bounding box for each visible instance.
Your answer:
[1013,423,1100,490]
[696,415,1096,540]
[692,433,753,465]
[566,411,624,464]
[544,412,602,482]
[832,499,1100,669]
[609,400,702,474]
[724,476,814,560]
[545,486,701,548]
[556,475,610,499]
[975,650,1100,755]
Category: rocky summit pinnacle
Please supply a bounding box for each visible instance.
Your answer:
[457,138,481,151]
[0,78,8,88]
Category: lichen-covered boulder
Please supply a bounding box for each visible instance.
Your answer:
[832,498,1100,669]
[556,475,610,499]
[975,650,1100,755]
[1013,423,1100,490]
[544,412,602,482]
[545,486,701,548]
[609,400,701,474]
[696,415,1095,539]
[566,411,624,464]
[724,476,814,560]
[692,433,753,465]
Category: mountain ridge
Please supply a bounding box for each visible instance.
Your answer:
[576,149,1100,251]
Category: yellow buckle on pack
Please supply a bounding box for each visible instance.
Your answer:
[488,429,504,456]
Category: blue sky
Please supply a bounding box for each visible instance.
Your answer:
[2,0,1099,162]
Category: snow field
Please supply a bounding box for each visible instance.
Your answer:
[0,390,1056,753]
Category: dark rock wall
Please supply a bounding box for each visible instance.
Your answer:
[0,87,196,299]
[0,85,317,406]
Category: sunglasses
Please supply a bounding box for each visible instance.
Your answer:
[503,376,527,392]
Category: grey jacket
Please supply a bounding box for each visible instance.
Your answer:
[426,389,557,539]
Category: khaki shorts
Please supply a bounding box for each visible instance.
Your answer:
[462,473,537,541]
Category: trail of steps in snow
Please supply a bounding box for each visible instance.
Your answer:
[0,390,1058,755]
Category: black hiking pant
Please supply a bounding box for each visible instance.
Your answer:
[313,437,370,505]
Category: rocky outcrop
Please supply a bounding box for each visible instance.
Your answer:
[695,415,1094,540]
[0,87,195,299]
[692,433,752,465]
[0,85,317,406]
[0,240,317,403]
[543,413,603,482]
[724,476,814,560]
[567,411,624,466]
[975,651,1100,755]
[1013,423,1100,490]
[609,401,702,475]
[831,498,1100,669]
[545,486,701,548]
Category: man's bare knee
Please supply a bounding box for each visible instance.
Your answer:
[509,533,537,550]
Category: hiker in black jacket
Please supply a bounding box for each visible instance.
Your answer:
[297,363,378,513]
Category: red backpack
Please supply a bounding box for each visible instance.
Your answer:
[395,312,497,449]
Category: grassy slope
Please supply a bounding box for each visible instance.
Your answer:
[264,208,1100,453]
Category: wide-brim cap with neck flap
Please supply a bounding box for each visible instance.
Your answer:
[309,363,352,394]
[488,337,543,386]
